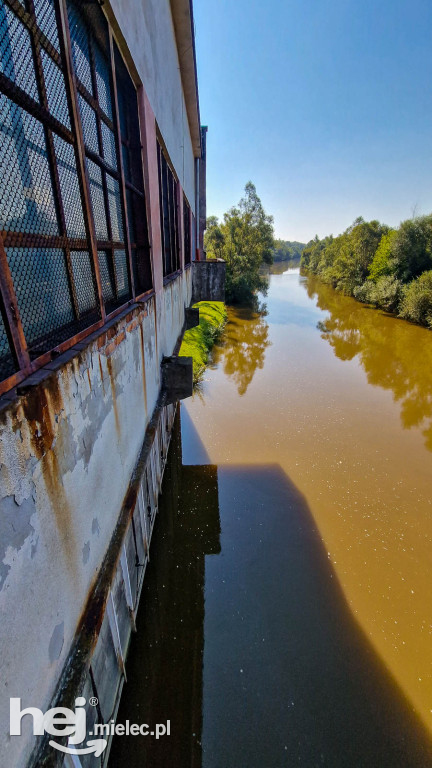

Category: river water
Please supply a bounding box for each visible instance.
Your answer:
[110,265,432,767]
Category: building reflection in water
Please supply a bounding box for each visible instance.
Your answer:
[109,411,220,768]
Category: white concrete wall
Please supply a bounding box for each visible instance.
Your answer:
[0,270,192,768]
[110,0,196,209]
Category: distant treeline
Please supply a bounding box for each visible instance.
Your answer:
[301,216,432,328]
[272,239,306,262]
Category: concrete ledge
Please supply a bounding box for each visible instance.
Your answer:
[192,259,225,302]
[185,307,200,329]
[161,356,193,404]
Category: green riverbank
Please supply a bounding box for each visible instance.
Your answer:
[179,301,227,383]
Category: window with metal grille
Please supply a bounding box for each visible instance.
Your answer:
[0,0,101,374]
[114,43,152,296]
[183,195,191,267]
[0,0,153,393]
[67,0,132,315]
[157,142,180,277]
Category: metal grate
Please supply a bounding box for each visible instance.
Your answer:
[7,247,75,354]
[0,4,39,101]
[114,42,151,294]
[53,133,86,238]
[34,0,60,52]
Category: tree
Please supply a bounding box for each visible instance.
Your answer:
[391,216,432,282]
[205,182,274,306]
[368,230,397,282]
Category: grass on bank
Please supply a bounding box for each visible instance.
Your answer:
[179,301,227,384]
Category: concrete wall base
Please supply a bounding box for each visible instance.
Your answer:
[30,400,178,768]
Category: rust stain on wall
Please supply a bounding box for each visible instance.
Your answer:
[20,376,78,579]
[106,356,121,440]
[41,449,78,581]
[22,377,63,460]
[98,353,106,397]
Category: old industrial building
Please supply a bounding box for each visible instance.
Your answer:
[0,1,223,765]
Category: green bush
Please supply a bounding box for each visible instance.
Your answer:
[399,271,432,327]
[354,275,403,312]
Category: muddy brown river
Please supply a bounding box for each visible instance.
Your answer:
[110,266,432,767]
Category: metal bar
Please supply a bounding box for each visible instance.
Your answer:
[84,145,120,179]
[56,0,106,322]
[106,592,127,681]
[108,30,135,298]
[0,234,31,370]
[137,486,149,559]
[26,0,81,320]
[1,231,123,250]
[124,179,145,197]
[0,72,74,144]
[120,545,136,630]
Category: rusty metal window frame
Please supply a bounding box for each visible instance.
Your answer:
[157,141,181,279]
[0,0,153,396]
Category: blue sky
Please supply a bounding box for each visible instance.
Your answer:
[193,0,432,243]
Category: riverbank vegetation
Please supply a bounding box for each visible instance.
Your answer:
[179,301,227,383]
[205,182,274,308]
[301,215,432,328]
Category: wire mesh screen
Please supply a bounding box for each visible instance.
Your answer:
[0,0,152,390]
[68,0,134,309]
[114,43,151,295]
[0,0,103,368]
[157,142,180,277]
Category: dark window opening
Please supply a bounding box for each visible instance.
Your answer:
[157,142,180,277]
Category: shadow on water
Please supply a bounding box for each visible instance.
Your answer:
[306,274,432,451]
[211,307,271,396]
[109,411,432,768]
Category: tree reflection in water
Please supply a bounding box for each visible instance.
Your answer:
[212,306,271,396]
[307,274,432,451]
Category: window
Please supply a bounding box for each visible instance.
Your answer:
[0,0,152,393]
[114,44,152,296]
[0,0,101,368]
[157,142,180,277]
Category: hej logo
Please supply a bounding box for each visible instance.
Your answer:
[10,697,107,758]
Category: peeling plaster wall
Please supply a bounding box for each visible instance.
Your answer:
[0,270,192,768]
[109,0,196,208]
